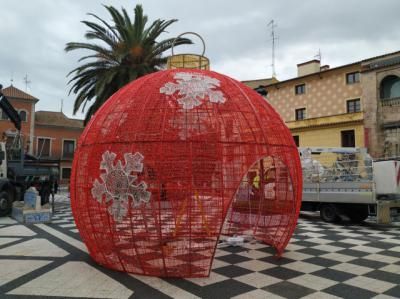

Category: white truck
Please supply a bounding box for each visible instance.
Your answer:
[299,147,400,224]
[0,86,59,216]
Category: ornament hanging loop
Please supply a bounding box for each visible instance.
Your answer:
[171,32,206,57]
[168,32,210,70]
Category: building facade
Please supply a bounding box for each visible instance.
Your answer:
[34,111,83,184]
[1,85,83,184]
[260,51,400,158]
[0,86,37,154]
[361,53,400,157]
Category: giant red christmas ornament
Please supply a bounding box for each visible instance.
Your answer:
[71,68,302,277]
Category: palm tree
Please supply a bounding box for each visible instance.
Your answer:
[66,4,191,124]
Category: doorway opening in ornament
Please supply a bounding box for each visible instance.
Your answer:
[221,155,298,255]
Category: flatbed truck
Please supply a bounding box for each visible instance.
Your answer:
[299,147,400,224]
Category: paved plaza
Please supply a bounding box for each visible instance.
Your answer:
[0,195,399,299]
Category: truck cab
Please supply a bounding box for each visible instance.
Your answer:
[0,142,6,179]
[0,141,16,216]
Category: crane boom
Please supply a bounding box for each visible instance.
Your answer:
[0,85,21,131]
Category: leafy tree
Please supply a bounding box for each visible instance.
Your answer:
[66,4,191,124]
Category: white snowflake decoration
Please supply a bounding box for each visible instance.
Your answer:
[160,72,226,109]
[91,151,151,222]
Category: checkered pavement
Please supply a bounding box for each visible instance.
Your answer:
[0,197,400,299]
[51,202,79,234]
[43,200,400,299]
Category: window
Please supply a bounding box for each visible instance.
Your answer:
[295,108,306,120]
[63,140,75,158]
[61,168,71,180]
[37,138,51,157]
[380,75,400,99]
[341,130,355,147]
[19,110,27,122]
[346,72,360,84]
[295,84,306,95]
[347,99,361,113]
[293,135,299,147]
[5,135,22,160]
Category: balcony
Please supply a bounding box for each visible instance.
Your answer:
[381,97,400,106]
[286,112,364,130]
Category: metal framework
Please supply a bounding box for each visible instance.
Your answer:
[70,69,302,277]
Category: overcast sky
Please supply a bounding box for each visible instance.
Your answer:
[1,0,399,119]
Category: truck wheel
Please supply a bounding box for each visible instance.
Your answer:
[0,191,12,217]
[320,204,339,223]
[346,205,369,223]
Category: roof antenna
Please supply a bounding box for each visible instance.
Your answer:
[268,20,278,78]
[10,71,14,86]
[60,99,64,113]
[23,74,31,91]
[314,48,322,62]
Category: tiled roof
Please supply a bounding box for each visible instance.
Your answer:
[266,49,400,87]
[35,111,83,129]
[362,49,400,64]
[242,77,278,89]
[365,56,400,70]
[1,85,38,102]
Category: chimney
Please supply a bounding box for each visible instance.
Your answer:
[297,59,321,77]
[320,65,330,71]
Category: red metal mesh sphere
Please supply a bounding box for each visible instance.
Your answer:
[70,69,302,277]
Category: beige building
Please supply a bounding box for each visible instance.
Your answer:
[248,51,400,158]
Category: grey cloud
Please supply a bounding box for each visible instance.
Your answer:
[0,0,399,119]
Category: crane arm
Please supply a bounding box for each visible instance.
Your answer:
[0,85,21,131]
